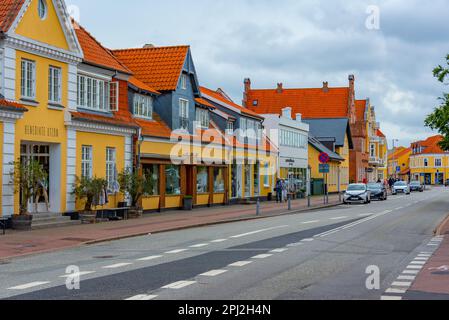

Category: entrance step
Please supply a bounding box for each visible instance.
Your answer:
[31,214,81,230]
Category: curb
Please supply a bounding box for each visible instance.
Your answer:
[435,213,449,236]
[0,201,342,262]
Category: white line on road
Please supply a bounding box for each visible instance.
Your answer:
[271,248,288,253]
[301,238,314,242]
[252,254,273,259]
[414,257,429,261]
[137,255,163,262]
[398,275,416,281]
[8,281,51,290]
[162,281,196,289]
[302,220,320,225]
[200,270,228,277]
[392,281,412,287]
[228,261,252,267]
[358,213,374,217]
[60,271,95,278]
[410,261,426,265]
[386,288,406,294]
[102,263,133,269]
[330,216,348,220]
[403,270,420,275]
[211,239,227,243]
[165,249,188,254]
[189,244,209,248]
[381,296,402,300]
[230,226,289,239]
[126,294,158,300]
[406,265,423,270]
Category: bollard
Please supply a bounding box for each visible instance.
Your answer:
[256,197,260,216]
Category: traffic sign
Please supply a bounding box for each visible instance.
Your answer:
[319,164,330,173]
[319,152,330,164]
[396,166,401,173]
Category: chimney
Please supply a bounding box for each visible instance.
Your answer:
[143,44,155,48]
[322,81,329,93]
[243,78,251,107]
[282,107,292,119]
[348,74,356,123]
[348,74,355,91]
[276,83,283,94]
[296,113,302,122]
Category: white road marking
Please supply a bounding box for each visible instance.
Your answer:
[102,263,133,269]
[406,265,423,270]
[302,220,320,225]
[228,261,252,267]
[162,281,196,289]
[200,270,228,277]
[392,281,412,287]
[287,243,303,247]
[330,216,348,220]
[60,271,95,278]
[381,296,402,300]
[230,226,288,239]
[398,275,416,281]
[190,244,209,248]
[252,254,273,259]
[211,239,227,243]
[395,207,404,210]
[403,270,420,275]
[137,255,163,262]
[301,238,314,242]
[418,254,431,258]
[8,281,51,290]
[165,249,188,254]
[126,294,158,300]
[386,288,406,294]
[271,248,288,253]
[414,257,429,261]
[410,261,426,265]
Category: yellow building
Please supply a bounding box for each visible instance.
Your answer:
[388,147,412,182]
[410,135,449,185]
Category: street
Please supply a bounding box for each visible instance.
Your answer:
[0,188,447,300]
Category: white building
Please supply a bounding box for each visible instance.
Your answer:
[263,107,309,190]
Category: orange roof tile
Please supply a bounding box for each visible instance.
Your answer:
[0,98,27,112]
[112,46,189,91]
[246,86,350,119]
[355,100,367,121]
[376,129,386,138]
[412,135,448,154]
[0,0,24,32]
[195,97,216,110]
[72,21,131,74]
[128,76,160,95]
[135,113,172,139]
[70,111,138,129]
[200,86,264,120]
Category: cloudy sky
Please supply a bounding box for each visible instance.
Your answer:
[68,0,449,148]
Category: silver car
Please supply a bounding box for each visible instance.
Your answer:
[392,181,411,195]
[343,184,371,204]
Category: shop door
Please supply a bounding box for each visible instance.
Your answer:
[244,164,251,198]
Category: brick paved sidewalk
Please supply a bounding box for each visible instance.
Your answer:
[0,194,341,261]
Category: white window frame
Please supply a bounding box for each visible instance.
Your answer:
[435,158,442,167]
[181,73,188,90]
[196,108,209,129]
[81,145,93,179]
[179,99,189,130]
[48,66,62,104]
[77,74,118,112]
[106,147,117,192]
[226,121,234,135]
[133,94,153,119]
[21,59,36,100]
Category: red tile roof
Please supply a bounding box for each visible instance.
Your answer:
[70,111,138,129]
[0,98,27,112]
[246,86,350,119]
[200,86,263,120]
[112,46,189,91]
[195,97,216,110]
[0,0,24,32]
[388,147,407,161]
[135,113,172,139]
[376,129,386,138]
[412,135,448,154]
[355,100,367,121]
[72,21,131,74]
[128,76,160,95]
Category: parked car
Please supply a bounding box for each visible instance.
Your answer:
[367,183,388,201]
[392,181,411,195]
[409,181,424,192]
[343,184,371,204]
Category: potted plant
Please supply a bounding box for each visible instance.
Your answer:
[118,168,150,219]
[73,176,108,223]
[10,159,48,230]
[183,195,193,211]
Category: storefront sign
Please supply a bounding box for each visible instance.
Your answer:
[25,125,59,138]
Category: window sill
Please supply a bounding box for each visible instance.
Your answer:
[20,98,39,107]
[48,103,65,111]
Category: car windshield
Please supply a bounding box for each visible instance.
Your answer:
[394,181,407,186]
[367,183,382,190]
[410,181,420,186]
[347,185,366,191]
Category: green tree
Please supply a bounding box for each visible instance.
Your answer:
[425,54,449,150]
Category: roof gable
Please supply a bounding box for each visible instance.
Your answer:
[112,45,189,91]
[303,118,352,148]
[355,100,367,121]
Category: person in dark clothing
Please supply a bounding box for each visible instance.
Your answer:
[275,179,283,203]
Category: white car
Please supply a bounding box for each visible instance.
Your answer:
[392,181,411,195]
[343,184,371,204]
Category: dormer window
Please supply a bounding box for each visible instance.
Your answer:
[77,74,118,112]
[226,121,234,135]
[133,94,153,119]
[38,0,47,20]
[253,100,258,106]
[181,74,188,90]
[196,108,209,129]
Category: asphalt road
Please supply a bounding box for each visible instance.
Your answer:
[0,187,447,300]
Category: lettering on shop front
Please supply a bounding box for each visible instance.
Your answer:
[25,125,59,138]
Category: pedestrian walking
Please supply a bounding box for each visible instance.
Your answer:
[275,179,283,203]
[282,180,288,203]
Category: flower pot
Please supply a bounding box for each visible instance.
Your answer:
[79,211,97,224]
[128,208,143,219]
[11,215,33,231]
[183,197,193,211]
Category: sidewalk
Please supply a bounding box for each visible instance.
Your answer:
[0,194,341,261]
[406,214,449,299]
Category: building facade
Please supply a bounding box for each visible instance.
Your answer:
[388,147,412,182]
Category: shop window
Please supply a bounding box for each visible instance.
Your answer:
[106,148,117,193]
[214,167,225,193]
[81,145,93,179]
[264,163,270,186]
[21,59,36,99]
[197,166,209,193]
[165,165,181,195]
[143,164,160,196]
[48,66,62,104]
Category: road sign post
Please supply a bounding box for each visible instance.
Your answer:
[319,153,330,205]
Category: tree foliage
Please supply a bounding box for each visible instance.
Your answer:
[425,54,449,150]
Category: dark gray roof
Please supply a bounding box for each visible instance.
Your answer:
[308,135,345,162]
[303,118,353,149]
